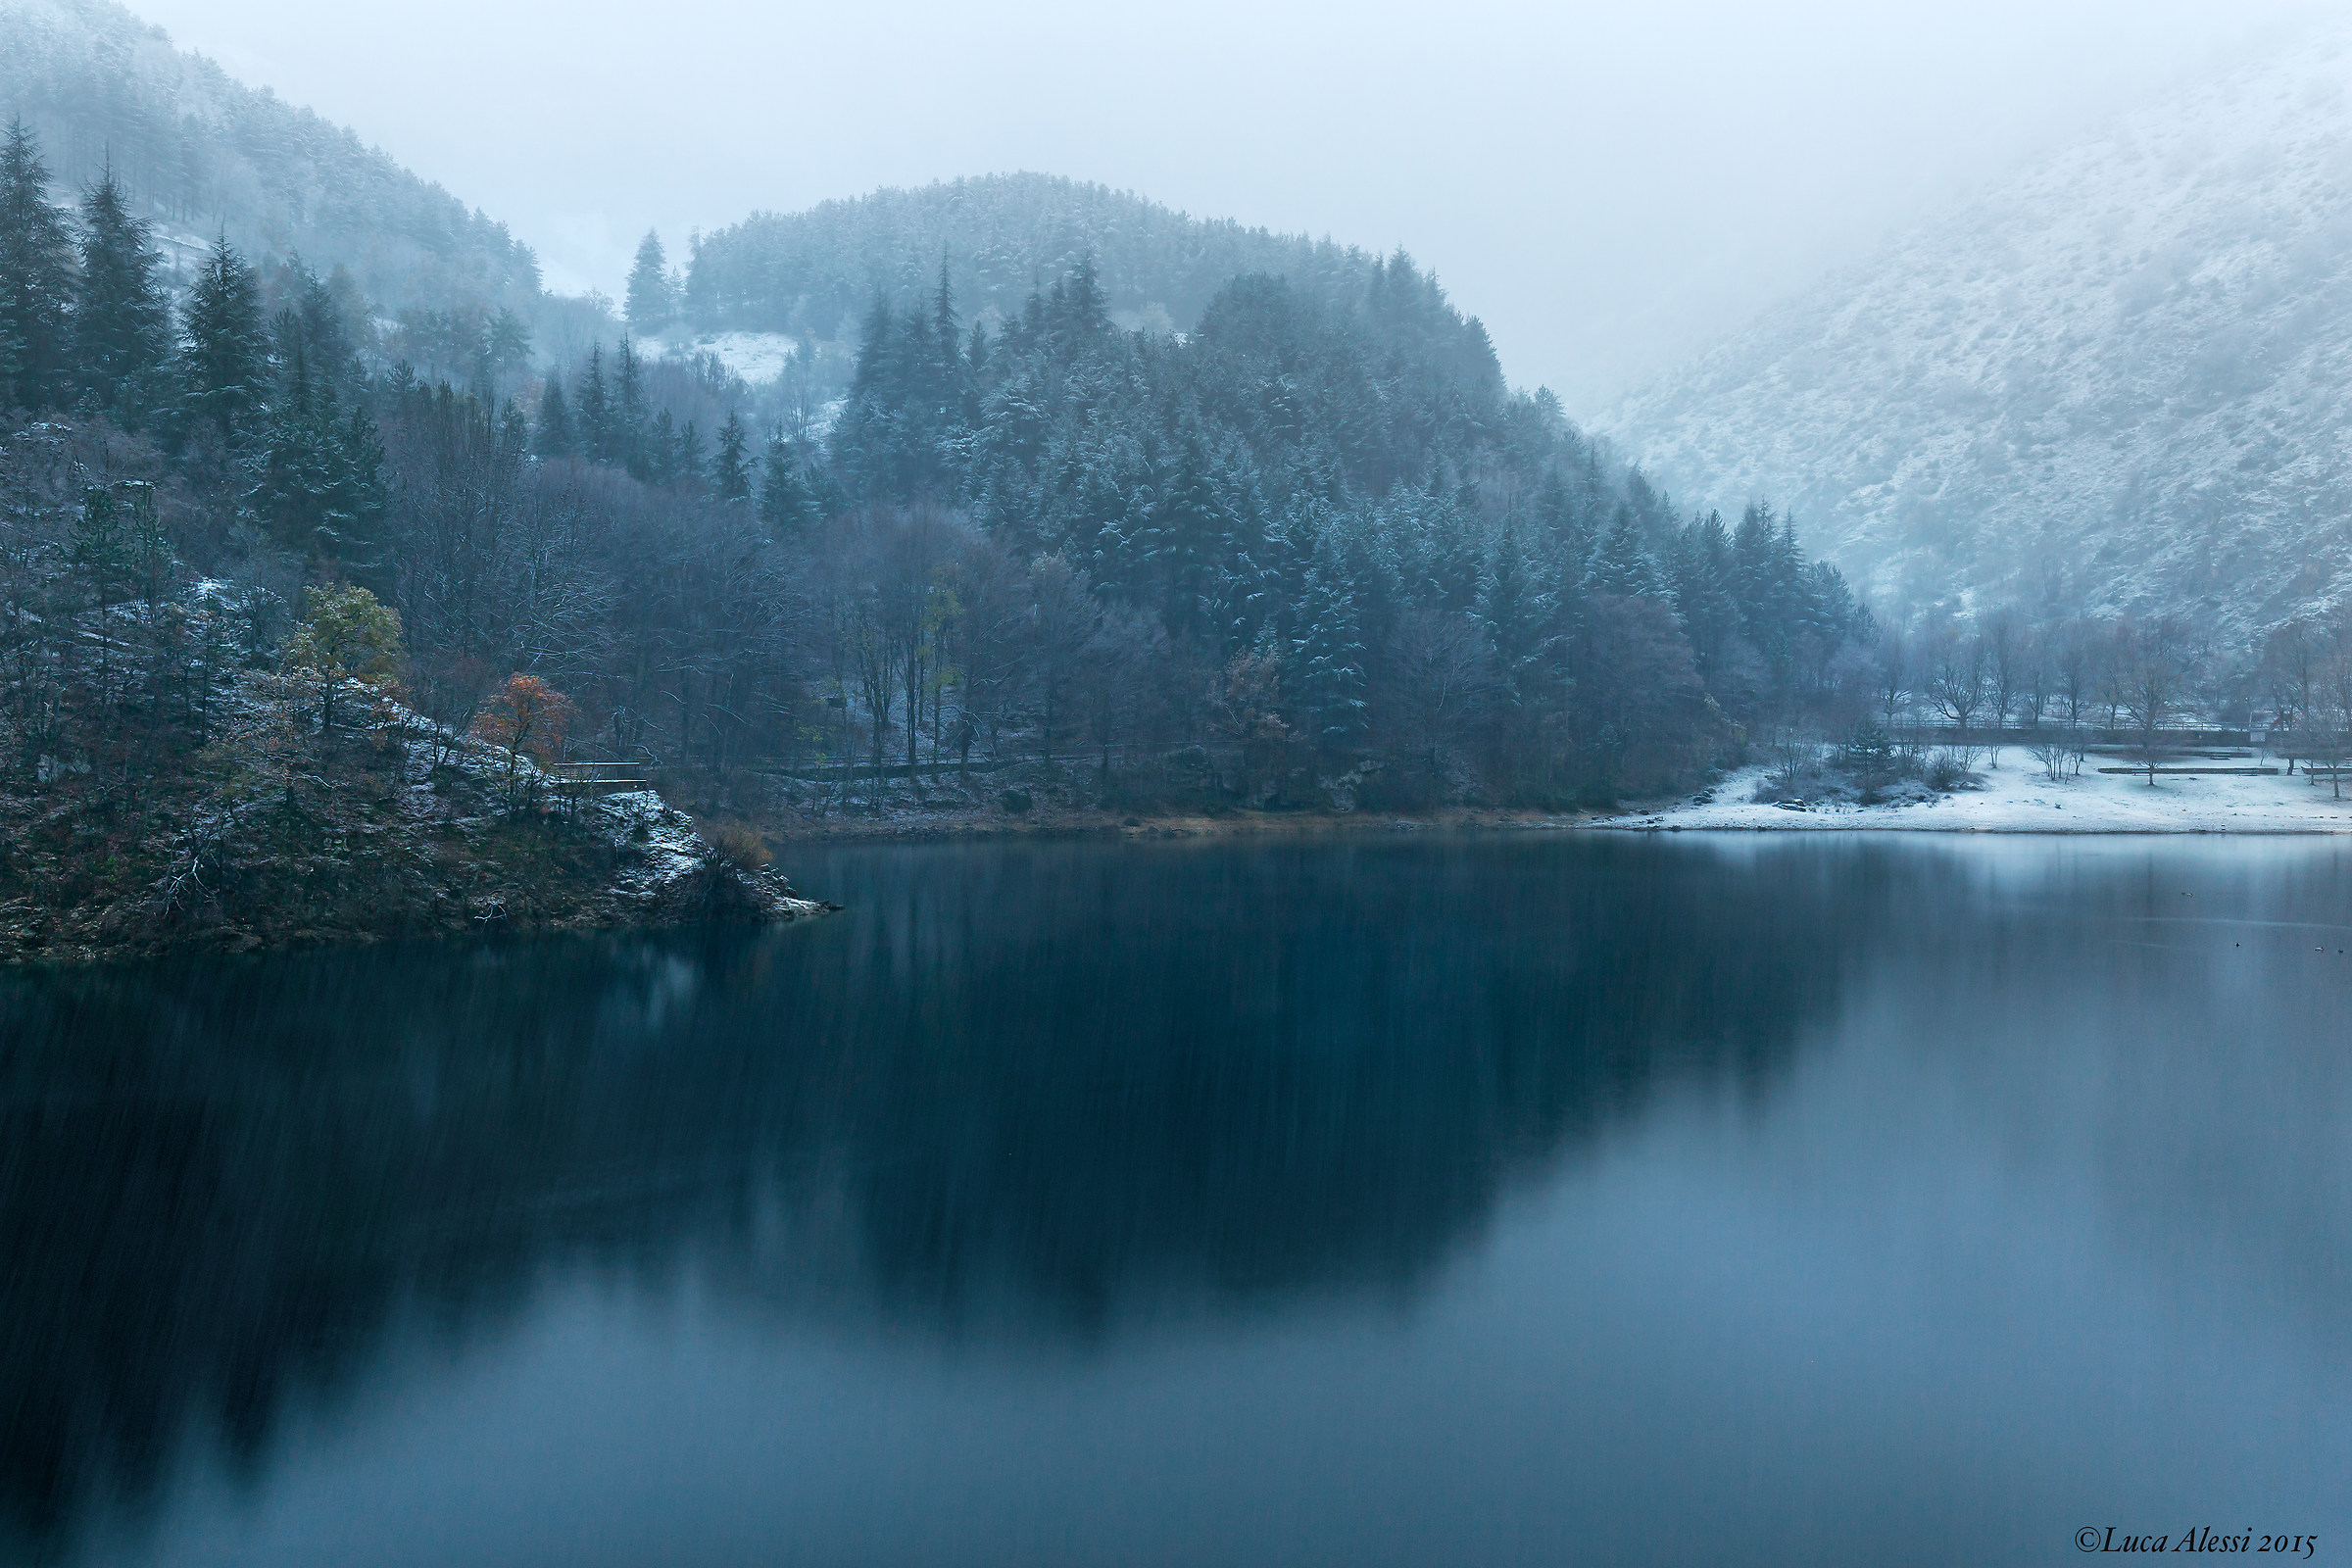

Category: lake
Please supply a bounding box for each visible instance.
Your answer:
[3,833,2348,1567]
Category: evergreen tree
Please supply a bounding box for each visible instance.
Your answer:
[1731,501,1814,675]
[1060,252,1110,342]
[0,119,76,410]
[1530,468,1595,564]
[963,319,990,423]
[847,291,894,405]
[833,291,935,498]
[758,432,818,533]
[624,229,675,333]
[253,326,331,548]
[330,400,390,581]
[250,301,389,569]
[0,301,21,401]
[1586,505,1670,603]
[69,485,134,700]
[1149,434,1228,641]
[646,407,678,485]
[1809,559,1866,642]
[1480,522,1546,700]
[73,163,171,419]
[279,259,366,397]
[614,336,646,473]
[575,344,611,460]
[499,398,530,458]
[1419,486,1483,613]
[1670,510,1742,680]
[712,410,752,501]
[177,233,269,451]
[534,375,575,458]
[1291,525,1367,759]
[930,255,963,416]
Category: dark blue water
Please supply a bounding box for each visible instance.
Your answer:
[3,834,2349,1566]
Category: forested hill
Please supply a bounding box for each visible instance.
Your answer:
[0,0,542,316]
[0,0,1878,944]
[681,173,1455,349]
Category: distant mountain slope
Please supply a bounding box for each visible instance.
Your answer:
[683,172,1391,343]
[1607,24,2352,638]
[0,0,542,313]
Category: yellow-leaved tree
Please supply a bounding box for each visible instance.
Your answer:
[281,584,405,729]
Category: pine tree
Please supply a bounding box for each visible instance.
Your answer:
[329,400,390,582]
[1062,251,1110,341]
[1150,434,1227,641]
[1291,525,1367,759]
[646,407,678,485]
[1586,505,1670,603]
[624,229,674,333]
[614,336,646,473]
[177,233,269,451]
[1480,522,1546,700]
[712,410,751,501]
[0,306,22,402]
[534,375,575,458]
[575,344,611,460]
[73,163,170,419]
[848,291,894,403]
[499,398,530,458]
[280,259,365,397]
[963,319,990,422]
[758,432,817,533]
[252,325,334,552]
[70,485,133,704]
[0,119,77,410]
[832,292,904,497]
[1730,500,1815,683]
[1530,468,1595,564]
[930,255,964,416]
[1670,510,1742,679]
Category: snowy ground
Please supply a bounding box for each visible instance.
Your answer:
[1599,760,2352,833]
[634,331,798,384]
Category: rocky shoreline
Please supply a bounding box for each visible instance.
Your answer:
[0,684,840,971]
[0,785,834,968]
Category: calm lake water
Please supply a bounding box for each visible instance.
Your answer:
[3,833,2349,1567]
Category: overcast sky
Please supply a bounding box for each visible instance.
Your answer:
[127,0,2319,416]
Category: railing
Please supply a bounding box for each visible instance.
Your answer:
[2094,765,2278,775]
[1890,723,2257,748]
[764,759,1011,783]
[547,761,655,796]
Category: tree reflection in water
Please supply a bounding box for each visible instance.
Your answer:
[0,835,1927,1551]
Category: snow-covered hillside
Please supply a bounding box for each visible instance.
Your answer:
[1608,24,2352,640]
[631,330,798,385]
[0,0,542,314]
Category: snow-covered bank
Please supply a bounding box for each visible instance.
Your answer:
[1598,762,2352,833]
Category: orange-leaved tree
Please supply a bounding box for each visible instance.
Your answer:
[468,674,576,808]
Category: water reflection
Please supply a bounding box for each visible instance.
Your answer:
[0,837,1875,1546]
[3,834,2349,1564]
